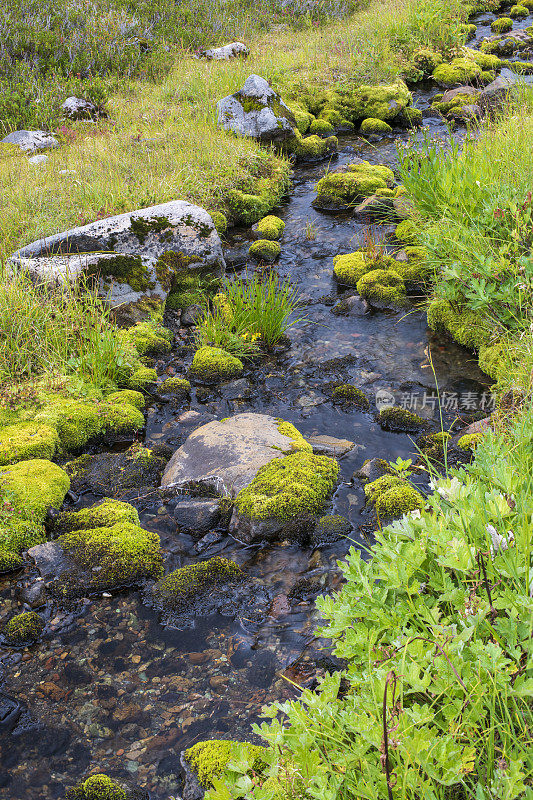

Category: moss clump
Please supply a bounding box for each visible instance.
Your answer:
[249,239,281,264]
[0,458,69,522]
[331,384,370,409]
[510,4,529,16]
[432,92,481,117]
[356,269,406,304]
[287,103,314,133]
[166,290,205,310]
[276,420,313,452]
[209,211,227,236]
[395,219,418,244]
[123,321,172,356]
[314,161,394,208]
[0,550,23,573]
[392,247,432,283]
[309,118,334,135]
[343,81,411,122]
[88,254,150,293]
[59,522,163,589]
[432,58,481,86]
[360,118,393,134]
[226,169,290,226]
[256,215,285,241]
[427,298,492,350]
[125,365,157,390]
[0,422,59,466]
[235,451,339,523]
[159,376,191,396]
[151,557,243,608]
[191,346,243,382]
[333,251,392,286]
[364,474,404,502]
[478,341,506,380]
[4,611,44,646]
[401,107,423,128]
[184,740,266,790]
[457,433,483,450]
[313,514,352,544]
[375,484,424,519]
[491,16,513,32]
[418,431,451,459]
[287,130,338,159]
[413,48,443,75]
[378,407,428,433]
[464,48,502,71]
[459,23,477,40]
[105,390,145,410]
[54,499,140,534]
[66,774,127,800]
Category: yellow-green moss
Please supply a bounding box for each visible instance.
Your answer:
[0,550,23,572]
[459,23,477,40]
[463,48,502,71]
[378,407,428,432]
[4,611,44,645]
[54,499,140,534]
[249,239,281,263]
[209,211,228,236]
[122,321,172,357]
[288,131,338,160]
[276,420,313,452]
[478,341,506,380]
[0,422,59,466]
[159,376,191,395]
[375,484,424,518]
[309,118,334,135]
[190,347,243,382]
[184,740,266,789]
[427,298,492,350]
[395,220,418,245]
[67,774,127,800]
[0,458,69,522]
[491,16,513,32]
[457,433,483,450]
[256,215,285,241]
[341,81,411,122]
[315,161,394,208]
[331,384,370,409]
[356,269,406,303]
[151,556,243,608]
[333,251,393,286]
[510,4,529,16]
[364,474,404,502]
[413,48,444,75]
[360,118,393,134]
[59,522,163,589]
[392,247,432,283]
[225,167,290,226]
[418,431,451,459]
[125,364,157,390]
[402,107,423,128]
[105,390,145,410]
[432,58,481,86]
[235,451,339,522]
[287,103,314,133]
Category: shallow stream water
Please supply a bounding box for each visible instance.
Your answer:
[0,11,529,798]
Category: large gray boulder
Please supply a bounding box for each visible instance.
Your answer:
[9,201,225,324]
[2,130,59,153]
[217,74,297,144]
[197,42,249,60]
[479,75,517,111]
[62,96,100,120]
[162,413,303,496]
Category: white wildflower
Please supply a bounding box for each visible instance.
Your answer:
[487,524,515,556]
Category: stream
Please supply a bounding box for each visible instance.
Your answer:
[0,8,530,798]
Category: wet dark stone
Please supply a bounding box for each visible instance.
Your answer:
[0,692,23,732]
[65,445,166,498]
[247,649,278,688]
[61,662,93,685]
[311,514,352,546]
[157,754,182,776]
[173,499,221,535]
[288,572,324,603]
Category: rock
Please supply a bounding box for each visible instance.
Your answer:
[9,201,225,323]
[62,96,100,120]
[197,42,249,60]
[353,457,390,483]
[332,295,369,315]
[447,103,481,122]
[161,413,308,496]
[0,692,23,732]
[28,541,69,581]
[311,514,352,546]
[65,446,167,500]
[28,154,48,165]
[217,74,297,145]
[479,75,517,110]
[2,130,59,153]
[181,304,203,326]
[305,434,355,457]
[173,499,221,534]
[440,85,479,103]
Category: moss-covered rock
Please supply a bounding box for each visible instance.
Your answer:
[392,247,432,284]
[457,432,483,450]
[312,514,352,545]
[66,774,127,800]
[184,740,266,790]
[340,81,412,122]
[4,611,44,646]
[190,346,243,382]
[58,522,163,590]
[378,407,428,433]
[331,384,370,409]
[356,269,406,304]
[125,365,157,391]
[375,483,424,519]
[364,474,404,502]
[65,445,165,498]
[122,321,172,356]
[314,161,395,210]
[209,211,228,236]
[0,550,23,573]
[256,215,285,240]
[360,118,393,134]
[412,48,444,75]
[394,219,418,244]
[491,16,514,32]
[275,420,313,452]
[510,4,529,16]
[54,499,140,534]
[0,459,69,522]
[432,58,482,87]
[158,376,191,396]
[464,48,502,71]
[151,556,243,609]
[309,118,334,135]
[459,23,478,40]
[105,390,145,410]
[417,431,451,460]
[400,107,423,128]
[333,251,392,286]
[0,422,59,466]
[249,239,281,264]
[478,340,506,380]
[427,298,492,349]
[225,167,290,226]
[287,103,314,133]
[285,130,338,160]
[234,451,339,526]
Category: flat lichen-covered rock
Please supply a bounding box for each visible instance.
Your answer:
[231,450,339,542]
[162,413,311,496]
[217,74,297,145]
[8,201,225,325]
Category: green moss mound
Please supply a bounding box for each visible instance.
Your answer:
[105,390,145,410]
[432,57,481,87]
[392,247,432,283]
[360,118,392,134]
[0,458,69,522]
[58,522,163,589]
[315,161,394,208]
[0,550,23,573]
[402,107,423,128]
[209,211,228,236]
[413,48,443,75]
[491,16,513,32]
[151,557,243,609]
[457,433,483,450]
[459,23,478,40]
[364,474,404,502]
[190,347,243,382]
[4,611,44,645]
[395,219,418,244]
[333,251,392,286]
[309,118,334,135]
[66,774,127,800]
[418,431,451,459]
[249,239,281,264]
[159,376,191,395]
[256,215,285,240]
[375,483,424,519]
[184,740,266,789]
[0,421,59,466]
[122,321,172,356]
[125,365,157,390]
[54,499,140,534]
[356,269,406,304]
[276,420,313,452]
[331,384,370,409]
[427,298,492,350]
[289,131,338,159]
[235,451,339,523]
[378,408,428,433]
[343,81,411,122]
[510,4,529,16]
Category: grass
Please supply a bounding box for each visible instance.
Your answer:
[0,0,467,263]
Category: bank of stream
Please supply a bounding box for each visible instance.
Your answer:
[1,9,530,798]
